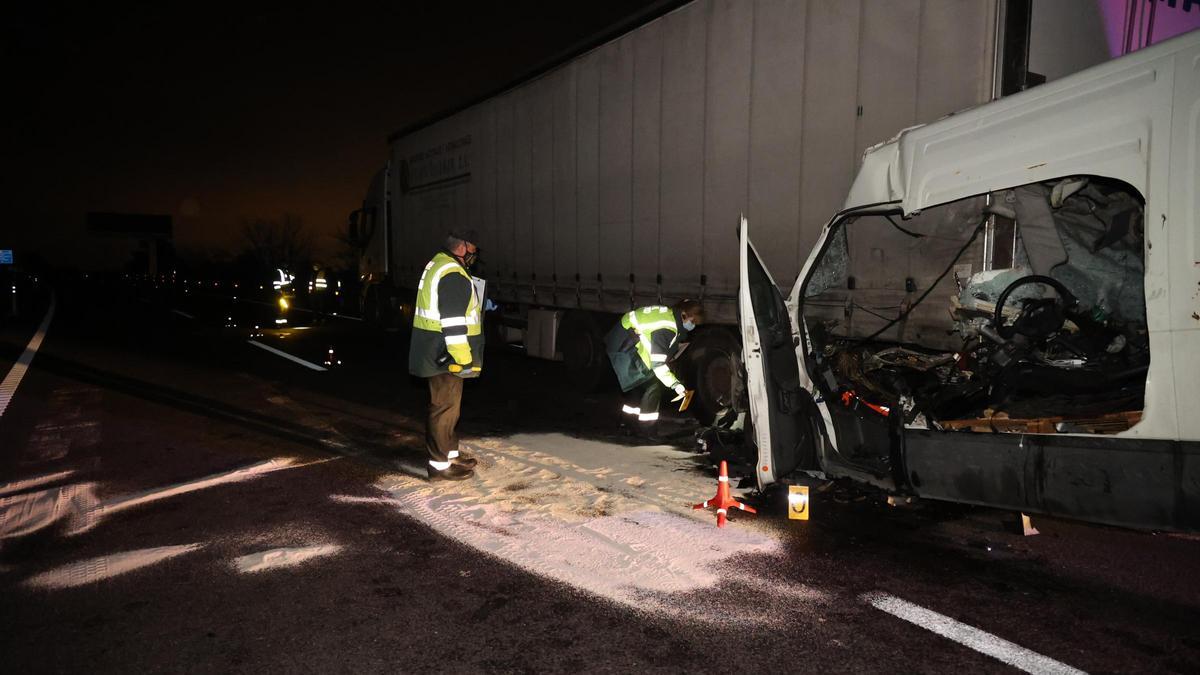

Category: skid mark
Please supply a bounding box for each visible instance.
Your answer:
[87,457,332,532]
[25,544,204,589]
[0,483,99,540]
[21,385,104,463]
[1,457,332,540]
[0,470,78,498]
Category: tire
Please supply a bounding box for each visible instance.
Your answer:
[684,326,741,425]
[558,310,612,392]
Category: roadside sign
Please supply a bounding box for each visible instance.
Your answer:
[0,250,12,265]
[788,485,810,521]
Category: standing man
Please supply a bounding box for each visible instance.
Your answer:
[606,299,704,433]
[409,230,484,481]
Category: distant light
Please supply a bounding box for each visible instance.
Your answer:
[275,318,287,324]
[278,297,289,310]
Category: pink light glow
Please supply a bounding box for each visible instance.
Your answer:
[1098,0,1200,57]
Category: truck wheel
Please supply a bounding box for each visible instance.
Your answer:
[686,327,740,425]
[559,310,611,392]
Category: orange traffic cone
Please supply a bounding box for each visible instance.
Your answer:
[693,460,756,528]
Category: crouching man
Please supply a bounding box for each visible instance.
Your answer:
[606,299,704,435]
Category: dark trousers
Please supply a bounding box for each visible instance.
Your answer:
[425,373,463,464]
[624,379,664,422]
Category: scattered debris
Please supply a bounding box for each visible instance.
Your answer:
[1020,513,1040,536]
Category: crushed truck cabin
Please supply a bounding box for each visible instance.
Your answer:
[737,29,1200,533]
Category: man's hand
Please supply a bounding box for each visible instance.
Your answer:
[671,384,694,411]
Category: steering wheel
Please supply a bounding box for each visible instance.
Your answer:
[993,275,1078,341]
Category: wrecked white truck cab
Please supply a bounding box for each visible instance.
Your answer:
[739,30,1200,532]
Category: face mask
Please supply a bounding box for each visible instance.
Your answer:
[682,319,695,332]
[463,250,478,268]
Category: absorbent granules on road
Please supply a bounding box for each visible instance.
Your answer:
[335,432,827,624]
[233,544,343,573]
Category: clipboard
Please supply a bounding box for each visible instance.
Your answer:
[471,276,487,308]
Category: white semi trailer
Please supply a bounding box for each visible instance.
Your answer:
[351,0,1103,419]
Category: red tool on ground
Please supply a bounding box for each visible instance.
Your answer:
[693,460,756,528]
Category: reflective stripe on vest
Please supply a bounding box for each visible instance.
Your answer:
[623,305,681,389]
[413,252,482,335]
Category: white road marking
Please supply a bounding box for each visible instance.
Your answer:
[862,592,1087,675]
[171,309,195,319]
[247,339,327,371]
[0,297,55,419]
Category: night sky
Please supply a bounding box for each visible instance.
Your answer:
[5,1,663,268]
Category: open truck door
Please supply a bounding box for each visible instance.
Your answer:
[738,217,819,491]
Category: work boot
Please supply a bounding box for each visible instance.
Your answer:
[428,463,475,482]
[450,452,478,469]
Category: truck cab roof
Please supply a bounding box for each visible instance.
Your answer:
[844,29,1199,216]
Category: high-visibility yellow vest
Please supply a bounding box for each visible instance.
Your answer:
[414,252,481,364]
[621,305,681,389]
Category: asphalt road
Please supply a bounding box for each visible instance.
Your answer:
[1,280,1198,673]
